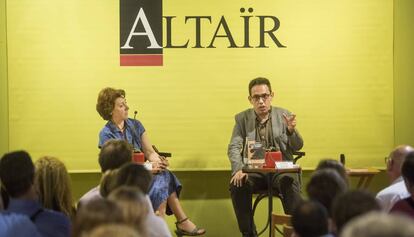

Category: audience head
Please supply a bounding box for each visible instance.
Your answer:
[96,87,126,121]
[316,159,348,184]
[108,186,148,236]
[115,163,152,194]
[99,139,133,172]
[34,156,74,219]
[84,224,141,237]
[291,200,329,237]
[341,212,414,237]
[401,151,414,194]
[386,145,414,181]
[72,199,124,237]
[0,151,35,198]
[332,190,380,234]
[306,169,347,215]
[99,169,119,198]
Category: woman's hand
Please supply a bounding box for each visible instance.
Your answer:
[151,160,167,173]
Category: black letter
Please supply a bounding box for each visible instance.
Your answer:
[164,16,189,48]
[257,16,286,48]
[208,16,239,48]
[185,16,212,48]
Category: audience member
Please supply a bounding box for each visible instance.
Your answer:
[390,151,414,218]
[35,156,76,220]
[108,186,148,236]
[291,200,333,237]
[78,139,133,207]
[341,211,414,237]
[377,145,414,211]
[332,190,380,235]
[0,150,71,237]
[72,198,124,237]
[316,159,348,185]
[84,224,141,237]
[99,169,119,198]
[110,163,171,237]
[306,169,347,215]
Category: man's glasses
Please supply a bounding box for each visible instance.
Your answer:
[250,93,271,102]
[385,156,391,164]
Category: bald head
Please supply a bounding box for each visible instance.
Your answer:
[390,145,414,166]
[387,145,414,180]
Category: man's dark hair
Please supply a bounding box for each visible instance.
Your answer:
[115,163,152,194]
[99,139,133,173]
[332,190,380,233]
[0,150,35,197]
[248,77,272,95]
[306,169,347,215]
[291,200,329,237]
[402,152,414,185]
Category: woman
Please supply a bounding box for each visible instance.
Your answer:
[96,87,205,236]
[34,156,76,220]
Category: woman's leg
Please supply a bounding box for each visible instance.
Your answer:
[167,192,205,234]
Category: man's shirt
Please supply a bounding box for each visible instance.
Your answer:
[6,198,71,237]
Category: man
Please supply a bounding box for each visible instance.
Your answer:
[228,77,304,237]
[390,152,414,218]
[0,151,71,237]
[376,145,414,211]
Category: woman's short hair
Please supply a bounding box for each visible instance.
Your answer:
[96,87,125,120]
[35,156,75,219]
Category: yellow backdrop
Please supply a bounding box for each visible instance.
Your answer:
[7,0,393,171]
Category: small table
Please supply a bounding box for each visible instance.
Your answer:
[347,168,380,189]
[242,165,301,237]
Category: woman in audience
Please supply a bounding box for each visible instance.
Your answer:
[34,156,76,220]
[108,186,148,237]
[96,87,205,236]
[72,199,124,237]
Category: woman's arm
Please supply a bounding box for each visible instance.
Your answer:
[141,132,160,162]
[141,132,169,171]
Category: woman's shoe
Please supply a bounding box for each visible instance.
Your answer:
[175,217,206,236]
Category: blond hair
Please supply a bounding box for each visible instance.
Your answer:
[108,186,148,236]
[35,156,75,219]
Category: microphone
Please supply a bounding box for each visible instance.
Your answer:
[340,154,346,166]
[134,110,138,120]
